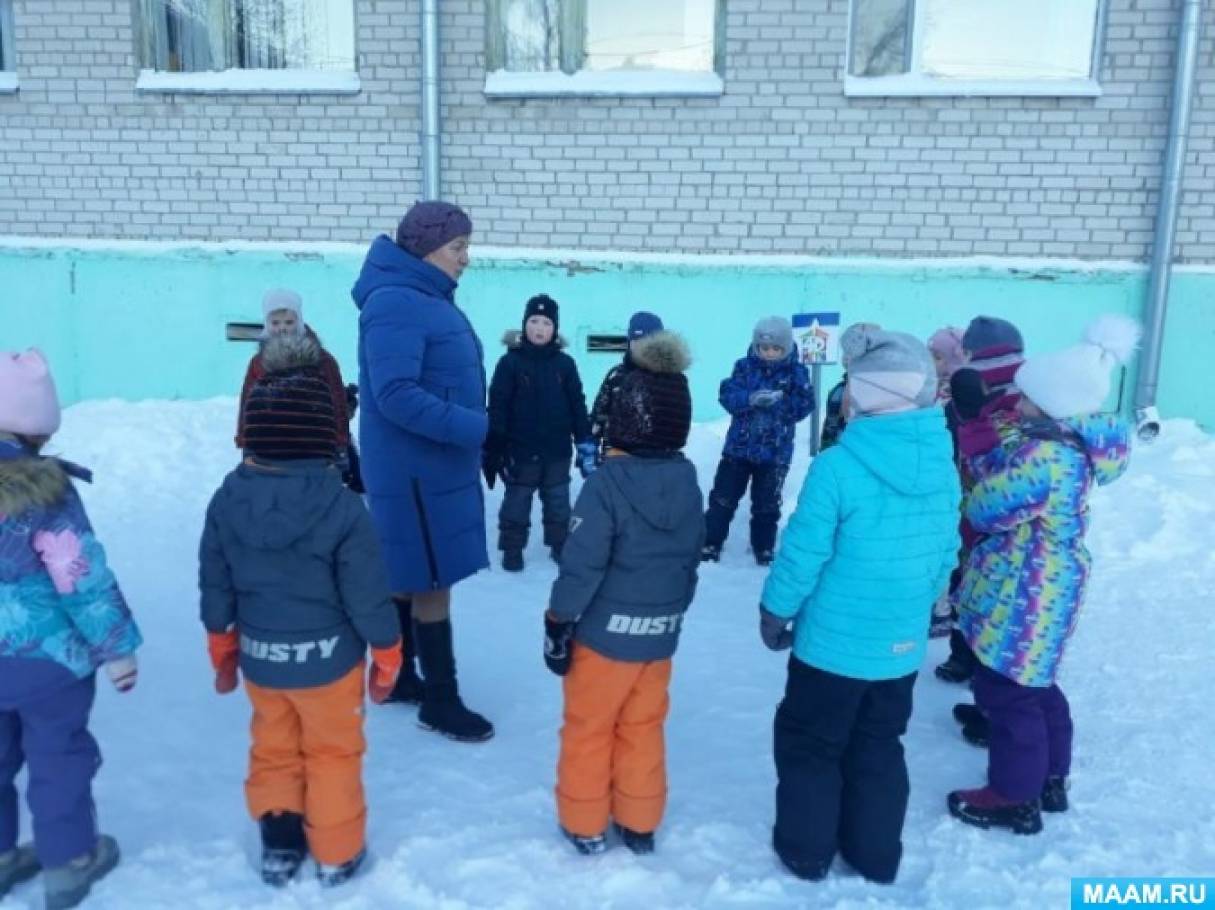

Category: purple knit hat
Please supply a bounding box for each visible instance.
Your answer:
[395,201,473,259]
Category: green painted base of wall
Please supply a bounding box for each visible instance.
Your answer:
[4,242,1212,429]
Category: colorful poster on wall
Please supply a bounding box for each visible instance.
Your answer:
[793,312,842,366]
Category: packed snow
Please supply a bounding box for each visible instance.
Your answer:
[3,399,1213,909]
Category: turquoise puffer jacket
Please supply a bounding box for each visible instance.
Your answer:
[761,407,961,681]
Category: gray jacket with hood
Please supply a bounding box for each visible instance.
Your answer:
[549,454,704,662]
[199,460,400,689]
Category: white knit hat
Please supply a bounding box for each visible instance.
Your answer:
[1014,314,1141,419]
[262,288,303,321]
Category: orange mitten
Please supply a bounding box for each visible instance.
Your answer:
[207,630,240,695]
[368,641,403,704]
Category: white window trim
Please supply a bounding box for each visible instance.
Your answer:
[844,0,1108,98]
[0,73,16,93]
[135,68,360,95]
[484,68,723,99]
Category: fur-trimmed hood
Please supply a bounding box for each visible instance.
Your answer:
[501,329,567,350]
[0,449,69,517]
[630,331,691,375]
[260,332,322,373]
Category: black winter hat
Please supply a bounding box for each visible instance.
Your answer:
[607,331,693,454]
[523,294,559,331]
[243,335,339,461]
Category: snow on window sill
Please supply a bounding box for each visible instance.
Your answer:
[844,74,1102,98]
[135,68,360,96]
[0,73,17,94]
[484,68,724,99]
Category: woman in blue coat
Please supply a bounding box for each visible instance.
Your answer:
[352,201,493,743]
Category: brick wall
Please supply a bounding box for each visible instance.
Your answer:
[1,0,1212,260]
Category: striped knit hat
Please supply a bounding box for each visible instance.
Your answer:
[242,334,339,461]
[962,316,1024,394]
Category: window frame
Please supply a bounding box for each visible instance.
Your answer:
[484,0,726,99]
[844,0,1109,98]
[0,0,17,92]
[134,0,361,96]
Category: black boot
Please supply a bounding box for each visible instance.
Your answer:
[947,788,1043,835]
[502,550,524,572]
[259,812,307,887]
[951,702,990,748]
[414,619,494,743]
[700,544,721,563]
[613,823,655,855]
[934,656,974,684]
[1041,776,1069,813]
[317,848,367,888]
[383,597,424,706]
[561,828,607,855]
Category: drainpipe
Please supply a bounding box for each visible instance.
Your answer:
[1134,0,1202,442]
[420,0,441,199]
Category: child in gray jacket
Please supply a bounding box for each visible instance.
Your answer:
[543,331,704,856]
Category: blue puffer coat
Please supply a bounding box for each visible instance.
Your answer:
[761,407,961,681]
[720,351,814,466]
[352,235,489,593]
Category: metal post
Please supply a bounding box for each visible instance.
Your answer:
[809,363,823,456]
[1133,0,1202,442]
[420,0,441,199]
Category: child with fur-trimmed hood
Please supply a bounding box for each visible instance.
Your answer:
[0,350,141,909]
[485,295,594,572]
[946,315,1137,837]
[542,329,704,857]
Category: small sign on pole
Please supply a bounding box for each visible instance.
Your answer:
[793,312,842,456]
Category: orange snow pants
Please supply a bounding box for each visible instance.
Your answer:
[244,663,366,865]
[556,644,672,837]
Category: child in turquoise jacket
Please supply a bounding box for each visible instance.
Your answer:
[758,326,960,884]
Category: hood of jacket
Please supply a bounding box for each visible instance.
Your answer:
[351,234,457,311]
[840,407,956,497]
[0,440,68,517]
[600,455,699,532]
[214,460,346,550]
[630,331,691,375]
[1054,413,1131,487]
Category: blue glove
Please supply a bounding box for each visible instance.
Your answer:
[749,389,784,409]
[576,441,599,479]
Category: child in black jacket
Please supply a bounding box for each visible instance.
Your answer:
[485,295,595,572]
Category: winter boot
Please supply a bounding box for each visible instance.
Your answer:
[1041,776,1069,813]
[951,702,990,748]
[754,550,774,567]
[929,594,953,639]
[415,619,495,743]
[0,845,38,899]
[317,848,367,888]
[947,787,1043,835]
[42,835,120,910]
[934,656,974,684]
[562,828,607,855]
[773,834,830,882]
[550,543,563,564]
[613,823,655,855]
[502,550,524,572]
[383,597,424,706]
[700,544,721,563]
[259,811,308,887]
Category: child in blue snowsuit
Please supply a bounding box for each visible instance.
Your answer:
[0,350,142,910]
[702,317,814,566]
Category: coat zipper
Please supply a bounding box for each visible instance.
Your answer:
[411,478,442,590]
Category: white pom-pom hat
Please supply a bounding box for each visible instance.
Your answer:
[1014,314,1142,419]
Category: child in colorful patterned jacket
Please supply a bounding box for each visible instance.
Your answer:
[946,315,1138,836]
[0,349,142,910]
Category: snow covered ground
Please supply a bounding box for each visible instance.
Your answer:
[4,399,1213,909]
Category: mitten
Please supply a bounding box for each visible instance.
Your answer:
[368,641,404,704]
[207,630,240,695]
[759,605,794,651]
[749,389,781,409]
[949,369,996,421]
[104,655,138,693]
[544,613,576,676]
[576,441,599,480]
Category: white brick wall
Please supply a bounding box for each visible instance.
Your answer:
[0,0,1212,261]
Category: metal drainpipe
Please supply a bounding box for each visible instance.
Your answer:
[1134,0,1202,442]
[420,0,441,199]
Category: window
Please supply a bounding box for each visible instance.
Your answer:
[847,0,1106,97]
[485,0,724,98]
[0,0,16,91]
[136,0,358,94]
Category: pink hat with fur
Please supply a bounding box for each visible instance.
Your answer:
[0,349,62,436]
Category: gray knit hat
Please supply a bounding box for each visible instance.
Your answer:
[841,326,936,415]
[752,316,794,357]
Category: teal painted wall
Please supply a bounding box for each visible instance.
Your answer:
[3,243,1212,429]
